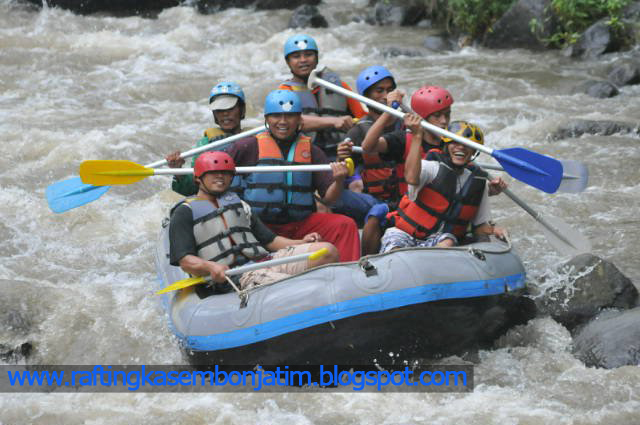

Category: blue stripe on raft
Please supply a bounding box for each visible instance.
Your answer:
[184,273,526,351]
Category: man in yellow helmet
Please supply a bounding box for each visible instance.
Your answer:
[380,118,506,252]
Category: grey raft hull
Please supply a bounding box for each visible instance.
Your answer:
[155,224,535,365]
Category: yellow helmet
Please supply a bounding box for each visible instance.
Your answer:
[442,121,484,145]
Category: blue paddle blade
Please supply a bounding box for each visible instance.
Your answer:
[45,177,111,213]
[492,148,563,194]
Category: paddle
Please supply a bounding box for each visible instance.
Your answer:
[348,146,588,193]
[45,126,266,213]
[79,159,355,186]
[308,70,563,194]
[499,186,591,255]
[477,161,588,193]
[156,247,329,294]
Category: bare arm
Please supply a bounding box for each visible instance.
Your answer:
[361,90,404,154]
[361,115,392,154]
[320,161,349,205]
[403,113,424,186]
[301,115,354,132]
[178,255,228,283]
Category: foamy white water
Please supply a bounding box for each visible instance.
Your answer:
[1,0,639,422]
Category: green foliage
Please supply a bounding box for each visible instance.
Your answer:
[444,0,516,38]
[546,0,631,47]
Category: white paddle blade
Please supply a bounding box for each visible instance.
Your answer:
[538,214,592,256]
[557,160,589,193]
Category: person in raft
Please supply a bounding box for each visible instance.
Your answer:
[168,151,338,290]
[380,119,507,253]
[355,85,455,254]
[277,33,366,161]
[335,65,404,248]
[165,81,248,196]
[226,89,361,263]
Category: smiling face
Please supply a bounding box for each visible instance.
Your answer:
[286,50,318,80]
[446,141,474,167]
[265,113,302,141]
[212,103,243,133]
[198,171,233,195]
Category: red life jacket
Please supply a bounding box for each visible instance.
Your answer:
[395,132,429,197]
[362,132,440,203]
[390,152,488,240]
[358,117,403,202]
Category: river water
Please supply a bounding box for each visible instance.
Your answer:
[1,0,639,423]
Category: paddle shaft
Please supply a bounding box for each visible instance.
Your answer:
[145,126,266,168]
[351,147,580,184]
[477,162,579,180]
[159,248,326,293]
[151,164,338,176]
[309,73,494,156]
[493,180,579,249]
[226,251,317,277]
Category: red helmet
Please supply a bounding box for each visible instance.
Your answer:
[194,151,236,178]
[410,86,454,119]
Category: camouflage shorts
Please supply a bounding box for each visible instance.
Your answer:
[238,243,316,290]
[379,227,458,253]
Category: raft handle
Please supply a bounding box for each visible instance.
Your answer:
[359,258,378,277]
[468,247,486,261]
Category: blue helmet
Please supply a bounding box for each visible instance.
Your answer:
[283,34,318,58]
[356,66,396,96]
[209,81,245,104]
[264,90,302,115]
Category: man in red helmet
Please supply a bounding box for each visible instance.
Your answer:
[169,151,339,289]
[361,85,453,168]
[355,86,453,254]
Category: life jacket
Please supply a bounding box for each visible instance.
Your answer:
[203,127,226,141]
[279,69,349,155]
[177,192,269,268]
[241,131,315,224]
[358,117,404,202]
[390,152,488,240]
[392,132,430,197]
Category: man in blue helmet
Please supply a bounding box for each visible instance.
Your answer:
[278,33,366,161]
[227,90,361,263]
[334,65,405,253]
[165,81,248,196]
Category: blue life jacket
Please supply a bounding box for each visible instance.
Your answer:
[242,131,315,224]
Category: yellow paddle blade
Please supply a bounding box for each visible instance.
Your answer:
[345,158,355,177]
[155,276,206,295]
[308,247,329,261]
[79,160,154,185]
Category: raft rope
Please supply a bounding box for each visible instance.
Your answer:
[230,234,513,307]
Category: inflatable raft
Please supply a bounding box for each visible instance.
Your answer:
[154,222,535,365]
